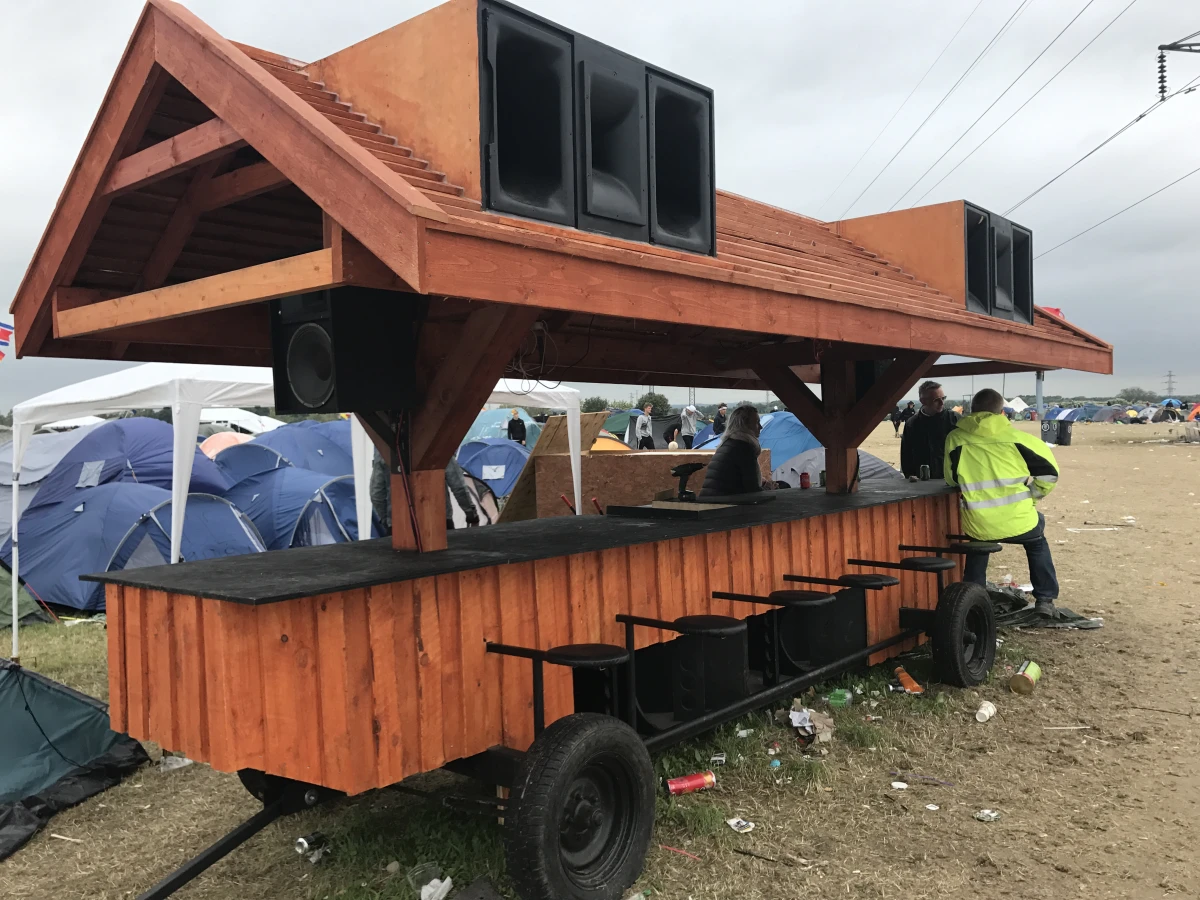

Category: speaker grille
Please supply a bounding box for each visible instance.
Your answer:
[286,323,336,410]
[482,8,574,225]
[648,72,714,254]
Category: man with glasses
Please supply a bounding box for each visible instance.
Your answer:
[901,380,959,481]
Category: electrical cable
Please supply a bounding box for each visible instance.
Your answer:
[1034,160,1200,258]
[890,0,1100,210]
[908,0,1140,207]
[813,0,987,218]
[1004,73,1200,216]
[839,0,1036,219]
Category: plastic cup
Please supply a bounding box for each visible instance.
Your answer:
[975,700,997,723]
[407,863,442,893]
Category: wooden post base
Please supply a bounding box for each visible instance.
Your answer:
[824,447,858,494]
[391,470,447,552]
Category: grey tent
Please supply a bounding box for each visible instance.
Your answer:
[0,660,147,859]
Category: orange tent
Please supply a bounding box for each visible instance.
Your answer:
[1188,404,1200,422]
[200,431,251,459]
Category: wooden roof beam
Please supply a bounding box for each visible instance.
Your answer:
[101,117,245,198]
[197,161,290,211]
[927,360,1056,378]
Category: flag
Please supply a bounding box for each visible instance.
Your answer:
[0,321,10,361]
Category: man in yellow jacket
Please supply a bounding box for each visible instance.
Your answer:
[945,388,1060,617]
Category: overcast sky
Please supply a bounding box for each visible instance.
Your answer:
[3,0,1198,412]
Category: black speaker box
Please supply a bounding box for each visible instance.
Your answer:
[648,71,715,254]
[575,37,648,241]
[991,216,1016,320]
[1010,222,1034,325]
[480,3,575,226]
[964,203,992,315]
[270,287,420,415]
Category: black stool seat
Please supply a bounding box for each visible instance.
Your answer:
[953,541,1003,554]
[675,614,747,637]
[767,589,837,606]
[836,573,900,589]
[899,556,958,573]
[544,643,630,668]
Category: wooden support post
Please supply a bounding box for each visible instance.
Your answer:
[820,356,858,495]
[390,470,447,552]
[753,364,835,448]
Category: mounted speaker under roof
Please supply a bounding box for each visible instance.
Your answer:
[648,72,715,254]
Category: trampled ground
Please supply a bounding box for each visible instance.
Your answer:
[3,421,1196,899]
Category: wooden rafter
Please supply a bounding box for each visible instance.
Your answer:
[840,351,938,448]
[197,161,290,211]
[139,158,224,290]
[101,117,244,198]
[753,364,834,448]
[927,360,1052,378]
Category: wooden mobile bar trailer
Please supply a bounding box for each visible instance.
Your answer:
[10,1,1112,897]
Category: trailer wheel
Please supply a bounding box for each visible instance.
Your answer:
[931,581,996,687]
[505,713,655,900]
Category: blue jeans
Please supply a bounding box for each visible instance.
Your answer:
[964,512,1059,602]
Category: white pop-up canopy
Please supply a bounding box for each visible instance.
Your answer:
[9,363,274,658]
[1008,396,1029,413]
[349,379,582,540]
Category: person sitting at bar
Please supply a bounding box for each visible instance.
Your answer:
[946,388,1061,618]
[698,405,774,498]
[901,380,957,480]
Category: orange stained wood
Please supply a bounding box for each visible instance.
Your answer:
[107,492,960,794]
[101,116,245,197]
[54,250,336,337]
[834,202,968,306]
[302,0,482,201]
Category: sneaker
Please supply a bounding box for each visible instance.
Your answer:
[1034,599,1058,618]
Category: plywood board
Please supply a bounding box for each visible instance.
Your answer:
[497,411,609,523]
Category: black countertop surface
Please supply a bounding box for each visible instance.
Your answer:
[84,481,956,605]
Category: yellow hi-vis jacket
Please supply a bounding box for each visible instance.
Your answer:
[944,412,1059,541]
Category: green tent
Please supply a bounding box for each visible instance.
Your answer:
[0,569,49,631]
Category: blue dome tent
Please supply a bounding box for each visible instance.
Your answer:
[31,417,227,510]
[694,412,822,481]
[457,438,531,497]
[462,408,542,449]
[224,469,372,549]
[693,421,716,445]
[0,484,263,612]
[250,419,354,476]
[213,442,293,486]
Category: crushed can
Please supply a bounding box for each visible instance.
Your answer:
[819,470,827,487]
[663,770,716,797]
[919,464,931,481]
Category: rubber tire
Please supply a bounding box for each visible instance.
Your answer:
[505,713,655,900]
[931,581,996,687]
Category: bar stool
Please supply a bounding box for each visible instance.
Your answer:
[711,589,837,684]
[487,641,629,737]
[615,613,748,726]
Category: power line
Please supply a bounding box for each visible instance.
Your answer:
[813,0,987,218]
[889,0,1100,211]
[1004,73,1200,216]
[1034,160,1200,258]
[909,0,1141,208]
[839,0,1036,218]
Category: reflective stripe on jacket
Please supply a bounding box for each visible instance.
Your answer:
[944,412,1059,540]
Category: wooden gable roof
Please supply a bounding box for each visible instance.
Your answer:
[10,0,1111,381]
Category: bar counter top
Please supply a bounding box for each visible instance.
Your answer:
[85,481,957,605]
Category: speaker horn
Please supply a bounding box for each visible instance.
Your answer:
[964,203,991,315]
[481,5,575,225]
[648,71,714,254]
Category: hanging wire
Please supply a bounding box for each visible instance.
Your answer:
[889,0,1100,210]
[839,0,1036,219]
[813,0,987,218]
[908,0,1141,208]
[1034,161,1200,258]
[1004,72,1200,216]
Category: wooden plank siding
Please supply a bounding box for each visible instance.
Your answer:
[107,495,959,794]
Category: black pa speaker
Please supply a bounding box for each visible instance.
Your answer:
[964,203,991,315]
[480,4,575,225]
[648,71,715,254]
[575,38,648,240]
[1010,222,1033,324]
[270,287,420,415]
[991,216,1016,320]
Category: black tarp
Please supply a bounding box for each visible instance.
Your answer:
[0,659,147,859]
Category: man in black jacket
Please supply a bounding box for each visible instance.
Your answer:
[901,380,958,480]
[506,409,527,444]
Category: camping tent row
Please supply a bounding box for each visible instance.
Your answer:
[8,367,581,651]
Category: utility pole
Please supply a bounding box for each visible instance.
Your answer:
[1165,370,1177,396]
[687,387,696,407]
